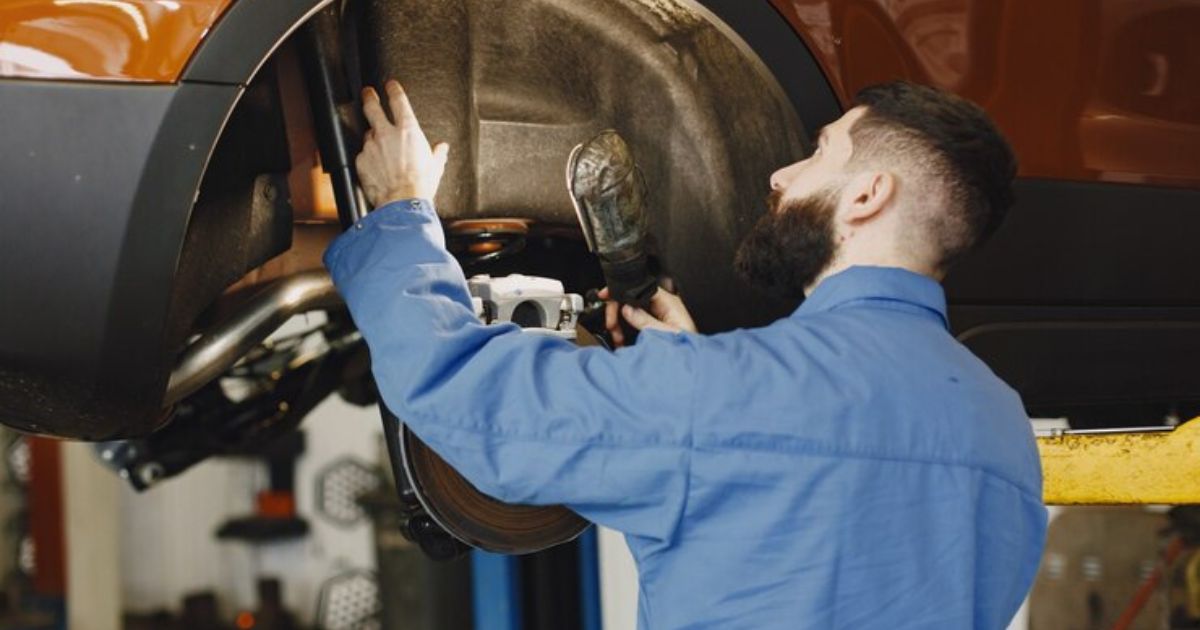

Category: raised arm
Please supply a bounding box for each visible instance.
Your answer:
[324,81,699,541]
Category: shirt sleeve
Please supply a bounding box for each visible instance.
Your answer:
[323,200,696,541]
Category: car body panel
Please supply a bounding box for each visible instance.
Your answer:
[0,0,235,83]
[768,0,1200,187]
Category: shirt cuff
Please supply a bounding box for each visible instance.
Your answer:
[322,198,438,271]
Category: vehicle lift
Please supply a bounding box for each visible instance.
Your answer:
[1039,420,1200,505]
[1036,420,1200,628]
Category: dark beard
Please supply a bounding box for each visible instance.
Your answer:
[734,187,839,300]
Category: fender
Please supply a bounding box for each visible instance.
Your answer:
[0,0,336,439]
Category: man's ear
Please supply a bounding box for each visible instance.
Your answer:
[840,170,895,226]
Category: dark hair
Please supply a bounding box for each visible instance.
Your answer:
[850,81,1017,269]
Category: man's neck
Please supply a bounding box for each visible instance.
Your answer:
[805,258,942,296]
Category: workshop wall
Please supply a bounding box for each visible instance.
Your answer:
[118,394,382,625]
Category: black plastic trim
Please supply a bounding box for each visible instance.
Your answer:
[0,80,240,439]
[957,317,1200,418]
[184,0,335,85]
[947,178,1200,306]
[697,0,844,140]
[945,177,1200,419]
[97,82,245,429]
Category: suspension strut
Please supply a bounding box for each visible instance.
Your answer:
[299,5,469,559]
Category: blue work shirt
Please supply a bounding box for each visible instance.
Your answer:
[325,199,1047,630]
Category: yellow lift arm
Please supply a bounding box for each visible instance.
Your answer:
[1039,419,1200,505]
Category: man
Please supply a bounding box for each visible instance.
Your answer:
[325,79,1046,629]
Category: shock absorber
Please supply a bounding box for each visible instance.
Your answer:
[299,5,468,560]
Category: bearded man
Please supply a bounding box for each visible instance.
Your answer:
[325,79,1046,630]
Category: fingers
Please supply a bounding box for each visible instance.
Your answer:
[597,287,614,330]
[354,151,368,177]
[648,288,678,315]
[607,301,625,346]
[361,87,391,130]
[432,142,450,167]
[386,80,421,132]
[362,80,424,135]
[604,298,617,330]
[661,291,699,333]
[644,289,670,321]
[621,305,672,333]
[650,288,686,315]
[592,288,624,346]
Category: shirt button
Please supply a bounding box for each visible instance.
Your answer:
[355,222,364,230]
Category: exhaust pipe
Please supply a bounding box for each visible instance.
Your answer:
[165,270,343,406]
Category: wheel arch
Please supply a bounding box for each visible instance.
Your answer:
[0,0,844,439]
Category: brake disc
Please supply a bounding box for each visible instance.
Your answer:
[400,429,588,555]
[387,272,594,558]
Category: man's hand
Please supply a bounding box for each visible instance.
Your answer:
[357,80,450,208]
[600,285,698,347]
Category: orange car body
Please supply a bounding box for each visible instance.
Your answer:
[4,0,1197,186]
[0,0,233,82]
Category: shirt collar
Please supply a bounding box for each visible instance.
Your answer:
[795,266,949,329]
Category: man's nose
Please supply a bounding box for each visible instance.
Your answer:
[770,163,798,191]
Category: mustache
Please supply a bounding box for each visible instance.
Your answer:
[766,190,783,213]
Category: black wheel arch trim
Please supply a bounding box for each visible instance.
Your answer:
[96,82,244,436]
[183,0,337,85]
[0,80,241,439]
[698,0,843,141]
